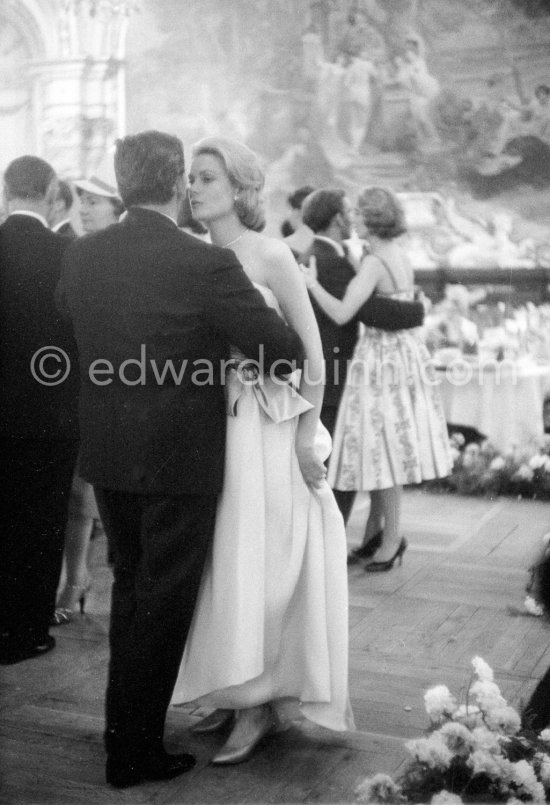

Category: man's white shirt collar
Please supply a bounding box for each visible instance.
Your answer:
[8,210,49,228]
[314,235,345,258]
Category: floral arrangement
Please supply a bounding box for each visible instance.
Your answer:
[355,657,550,804]
[424,433,550,501]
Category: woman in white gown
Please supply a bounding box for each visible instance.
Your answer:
[171,137,355,764]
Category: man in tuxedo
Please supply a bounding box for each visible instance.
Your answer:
[50,179,77,239]
[57,130,304,789]
[301,188,425,544]
[0,157,79,665]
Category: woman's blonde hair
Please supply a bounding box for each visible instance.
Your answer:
[192,136,266,231]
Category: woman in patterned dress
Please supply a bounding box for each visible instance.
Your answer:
[302,187,452,571]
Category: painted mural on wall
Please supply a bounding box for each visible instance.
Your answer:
[124,0,550,262]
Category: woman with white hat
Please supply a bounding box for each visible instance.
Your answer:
[52,159,124,625]
[73,163,125,234]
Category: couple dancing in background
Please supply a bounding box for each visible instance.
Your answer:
[58,130,354,790]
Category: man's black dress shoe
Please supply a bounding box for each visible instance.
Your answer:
[0,634,55,665]
[106,751,196,788]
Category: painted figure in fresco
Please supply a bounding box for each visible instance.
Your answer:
[395,34,441,148]
[342,50,381,152]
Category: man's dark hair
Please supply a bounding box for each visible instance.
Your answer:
[535,83,550,99]
[4,155,56,201]
[301,188,346,233]
[114,130,185,207]
[287,185,316,210]
[56,179,74,211]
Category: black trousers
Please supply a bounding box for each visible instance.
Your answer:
[320,405,355,523]
[94,488,217,764]
[0,438,78,649]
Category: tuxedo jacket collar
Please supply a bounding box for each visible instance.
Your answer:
[5,210,49,229]
[124,206,179,230]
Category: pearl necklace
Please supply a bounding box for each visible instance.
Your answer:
[222,228,250,249]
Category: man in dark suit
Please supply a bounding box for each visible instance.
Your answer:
[0,157,79,665]
[57,130,304,789]
[301,188,425,552]
[50,179,77,239]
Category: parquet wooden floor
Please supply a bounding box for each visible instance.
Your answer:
[1,489,549,804]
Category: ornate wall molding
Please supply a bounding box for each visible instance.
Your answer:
[0,0,138,176]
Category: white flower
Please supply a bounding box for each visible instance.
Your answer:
[471,725,502,754]
[464,442,480,455]
[355,773,402,803]
[450,446,461,464]
[524,595,544,616]
[510,759,546,801]
[470,679,507,714]
[453,703,482,729]
[512,463,534,482]
[529,454,548,470]
[535,751,550,785]
[539,728,550,743]
[430,792,464,805]
[439,722,476,756]
[424,685,457,722]
[468,748,504,779]
[472,656,494,682]
[405,734,453,769]
[490,456,506,471]
[484,704,521,735]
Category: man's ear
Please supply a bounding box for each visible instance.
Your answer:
[44,177,59,222]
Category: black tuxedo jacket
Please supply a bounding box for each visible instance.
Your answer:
[57,207,304,496]
[305,238,424,407]
[0,214,79,441]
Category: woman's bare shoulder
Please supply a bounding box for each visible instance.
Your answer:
[256,233,296,265]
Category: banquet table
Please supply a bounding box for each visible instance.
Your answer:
[435,358,550,452]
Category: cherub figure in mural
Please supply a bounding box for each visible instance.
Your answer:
[394,33,441,149]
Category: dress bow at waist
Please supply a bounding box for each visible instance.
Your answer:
[225,367,313,424]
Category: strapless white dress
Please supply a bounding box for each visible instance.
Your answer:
[171,284,355,732]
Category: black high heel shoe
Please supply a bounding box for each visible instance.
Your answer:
[365,537,407,573]
[347,529,383,565]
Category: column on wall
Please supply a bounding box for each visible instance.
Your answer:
[28,0,137,178]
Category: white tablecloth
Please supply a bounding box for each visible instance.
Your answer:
[436,360,550,452]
